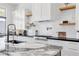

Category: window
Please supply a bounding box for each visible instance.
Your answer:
[0,18,6,34]
[0,8,6,17]
[0,8,6,34]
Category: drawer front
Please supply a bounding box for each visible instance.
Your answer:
[48,40,79,53]
[48,40,79,55]
[0,41,5,50]
[48,40,56,44]
[48,40,65,46]
[62,48,79,56]
[62,41,79,51]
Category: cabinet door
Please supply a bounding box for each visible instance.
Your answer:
[32,3,41,21]
[0,37,5,51]
[62,48,79,56]
[41,3,51,20]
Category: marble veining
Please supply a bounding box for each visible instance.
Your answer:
[0,36,62,56]
[0,43,62,56]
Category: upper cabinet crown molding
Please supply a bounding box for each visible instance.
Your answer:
[59,4,76,11]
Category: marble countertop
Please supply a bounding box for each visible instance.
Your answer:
[0,42,62,56]
[0,36,62,56]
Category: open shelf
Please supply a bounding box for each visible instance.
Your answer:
[59,5,76,11]
[25,13,32,16]
[59,23,75,25]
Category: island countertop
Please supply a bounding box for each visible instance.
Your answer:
[0,41,62,56]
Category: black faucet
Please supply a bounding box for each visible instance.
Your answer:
[7,24,16,43]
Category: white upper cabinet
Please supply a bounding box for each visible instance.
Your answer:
[32,3,41,22]
[32,3,51,22]
[41,3,51,20]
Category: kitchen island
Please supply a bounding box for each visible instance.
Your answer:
[0,36,62,56]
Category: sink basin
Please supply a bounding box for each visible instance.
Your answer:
[8,40,24,44]
[11,42,46,49]
[2,41,62,56]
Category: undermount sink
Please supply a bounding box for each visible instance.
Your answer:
[8,40,24,44]
[10,42,46,49]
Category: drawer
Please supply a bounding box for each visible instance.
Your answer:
[63,47,79,54]
[48,40,79,51]
[48,40,64,46]
[48,40,56,44]
[65,41,79,45]
[61,49,79,56]
[63,42,79,50]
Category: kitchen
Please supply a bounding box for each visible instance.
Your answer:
[0,3,79,56]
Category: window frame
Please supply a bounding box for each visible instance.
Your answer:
[0,7,6,17]
[0,7,6,35]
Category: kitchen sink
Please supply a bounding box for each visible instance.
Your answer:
[8,40,24,44]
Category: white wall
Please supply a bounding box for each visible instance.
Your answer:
[12,3,76,38]
[51,3,62,21]
[13,3,32,30]
[30,3,76,38]
[0,4,14,24]
[76,4,79,39]
[52,20,76,38]
[0,17,6,34]
[13,8,25,30]
[35,20,76,38]
[0,3,15,34]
